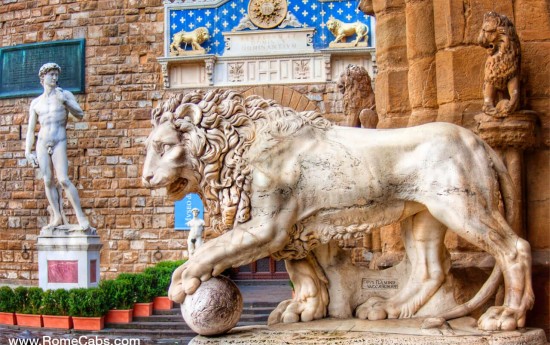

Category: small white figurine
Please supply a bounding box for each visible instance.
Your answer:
[186,208,205,257]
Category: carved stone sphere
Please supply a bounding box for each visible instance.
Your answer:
[181,276,243,336]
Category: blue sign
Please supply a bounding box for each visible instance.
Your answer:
[174,193,204,230]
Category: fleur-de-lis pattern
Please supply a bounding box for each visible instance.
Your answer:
[168,0,372,55]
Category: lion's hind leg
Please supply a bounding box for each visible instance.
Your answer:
[429,199,534,331]
[268,255,329,325]
[356,211,449,320]
[474,213,534,330]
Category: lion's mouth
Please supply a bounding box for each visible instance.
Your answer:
[167,177,188,198]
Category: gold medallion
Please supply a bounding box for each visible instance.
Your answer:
[248,0,288,29]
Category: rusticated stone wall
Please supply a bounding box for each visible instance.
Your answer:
[359,0,549,337]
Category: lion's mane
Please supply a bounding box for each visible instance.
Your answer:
[151,89,331,234]
[481,12,521,90]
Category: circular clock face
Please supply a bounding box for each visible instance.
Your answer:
[248,0,288,29]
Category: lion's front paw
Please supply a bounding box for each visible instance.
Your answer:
[267,296,327,325]
[482,103,498,116]
[478,306,523,331]
[495,99,512,117]
[167,261,213,304]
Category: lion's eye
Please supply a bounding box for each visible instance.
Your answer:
[163,144,174,154]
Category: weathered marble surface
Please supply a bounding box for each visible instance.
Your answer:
[142,89,534,335]
[189,319,547,345]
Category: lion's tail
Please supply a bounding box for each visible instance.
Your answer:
[427,142,516,324]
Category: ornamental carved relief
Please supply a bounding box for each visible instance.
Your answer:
[228,62,245,82]
[248,0,288,29]
[294,60,310,79]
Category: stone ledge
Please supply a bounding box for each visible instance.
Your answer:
[189,319,547,344]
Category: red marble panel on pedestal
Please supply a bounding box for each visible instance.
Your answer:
[47,260,78,283]
[90,259,97,283]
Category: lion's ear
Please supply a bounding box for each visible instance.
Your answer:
[176,103,203,125]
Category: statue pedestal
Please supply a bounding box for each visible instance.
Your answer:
[189,319,547,344]
[474,110,538,236]
[37,228,102,290]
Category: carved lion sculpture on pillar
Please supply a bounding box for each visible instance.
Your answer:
[142,89,533,332]
[478,12,521,117]
[337,64,377,128]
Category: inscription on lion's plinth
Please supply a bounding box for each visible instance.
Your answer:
[362,278,399,290]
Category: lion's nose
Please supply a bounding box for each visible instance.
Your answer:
[142,173,153,187]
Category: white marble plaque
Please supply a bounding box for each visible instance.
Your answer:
[222,28,315,57]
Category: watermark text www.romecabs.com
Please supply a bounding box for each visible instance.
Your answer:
[7,336,141,345]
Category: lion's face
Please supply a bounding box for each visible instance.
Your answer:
[478,15,500,54]
[142,121,200,200]
[196,29,210,43]
[326,19,339,34]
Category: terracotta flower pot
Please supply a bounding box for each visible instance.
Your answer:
[72,316,104,331]
[153,297,174,311]
[42,315,72,329]
[0,312,16,325]
[133,302,153,317]
[15,313,43,328]
[105,309,133,323]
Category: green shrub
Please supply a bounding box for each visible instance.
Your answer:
[67,288,108,317]
[13,287,43,314]
[0,286,17,313]
[116,273,156,303]
[99,279,135,310]
[41,289,70,316]
[143,260,185,297]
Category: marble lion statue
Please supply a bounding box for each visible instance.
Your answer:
[142,89,533,332]
[326,18,368,46]
[478,11,521,117]
[169,27,210,55]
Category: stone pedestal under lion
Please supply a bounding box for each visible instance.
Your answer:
[142,89,542,344]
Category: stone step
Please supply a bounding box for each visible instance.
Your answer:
[154,302,278,315]
[143,307,274,321]
[107,314,269,330]
[99,321,261,339]
[133,312,271,323]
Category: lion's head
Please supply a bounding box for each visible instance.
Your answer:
[478,12,519,57]
[193,27,210,44]
[142,89,331,233]
[337,64,376,127]
[326,18,341,35]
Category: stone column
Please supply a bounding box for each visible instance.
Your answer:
[475,111,538,236]
[362,0,410,129]
[405,0,438,126]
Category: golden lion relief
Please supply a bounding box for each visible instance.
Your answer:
[326,18,368,47]
[170,27,210,56]
[478,12,521,117]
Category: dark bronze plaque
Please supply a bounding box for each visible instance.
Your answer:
[0,39,85,99]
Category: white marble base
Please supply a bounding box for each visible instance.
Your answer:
[37,230,102,290]
[189,318,547,344]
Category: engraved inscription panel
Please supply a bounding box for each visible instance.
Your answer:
[0,39,85,99]
[362,278,399,290]
[48,260,78,284]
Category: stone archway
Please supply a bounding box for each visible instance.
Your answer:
[242,85,320,112]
